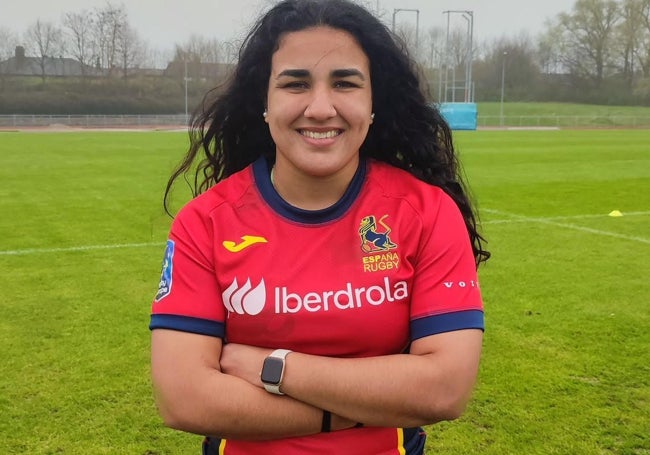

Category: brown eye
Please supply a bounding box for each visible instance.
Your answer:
[333,80,359,89]
[283,81,309,90]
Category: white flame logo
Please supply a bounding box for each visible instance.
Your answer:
[222,278,266,315]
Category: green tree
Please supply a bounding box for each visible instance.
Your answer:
[636,0,650,76]
[556,0,621,87]
[615,0,645,88]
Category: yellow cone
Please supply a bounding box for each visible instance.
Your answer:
[608,210,623,217]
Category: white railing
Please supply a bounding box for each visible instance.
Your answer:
[0,114,189,128]
[478,115,650,128]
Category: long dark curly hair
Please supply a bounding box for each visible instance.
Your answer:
[164,0,489,266]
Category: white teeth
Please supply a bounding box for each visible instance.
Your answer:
[301,130,339,139]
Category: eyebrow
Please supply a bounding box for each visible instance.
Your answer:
[332,68,365,80]
[277,69,310,79]
[276,68,366,80]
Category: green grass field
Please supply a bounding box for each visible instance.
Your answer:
[1,128,648,454]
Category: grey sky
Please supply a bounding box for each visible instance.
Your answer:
[2,0,572,53]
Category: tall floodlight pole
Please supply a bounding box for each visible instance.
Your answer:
[430,48,444,102]
[444,10,474,103]
[461,15,470,102]
[184,60,189,124]
[500,51,508,127]
[462,11,474,102]
[443,11,451,103]
[392,9,420,52]
[437,49,444,102]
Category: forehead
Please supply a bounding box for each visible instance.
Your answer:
[271,26,369,74]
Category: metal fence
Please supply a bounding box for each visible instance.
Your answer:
[478,115,650,129]
[1,114,650,129]
[0,114,189,128]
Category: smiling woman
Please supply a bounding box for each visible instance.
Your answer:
[265,26,373,209]
[149,0,489,454]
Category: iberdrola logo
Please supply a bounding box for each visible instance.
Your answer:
[221,277,408,315]
[221,278,266,315]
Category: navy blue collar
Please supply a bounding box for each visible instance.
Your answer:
[253,156,367,224]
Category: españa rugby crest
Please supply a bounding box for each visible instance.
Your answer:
[359,215,400,272]
[359,215,397,253]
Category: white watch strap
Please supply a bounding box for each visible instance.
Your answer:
[270,349,292,360]
[263,349,292,395]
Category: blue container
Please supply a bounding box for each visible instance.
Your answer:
[438,103,478,131]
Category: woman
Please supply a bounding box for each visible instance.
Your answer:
[150,0,489,453]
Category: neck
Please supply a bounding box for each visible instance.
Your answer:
[270,162,358,211]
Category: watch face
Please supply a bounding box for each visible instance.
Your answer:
[261,357,284,385]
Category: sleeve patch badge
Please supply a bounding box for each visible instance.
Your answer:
[155,240,175,302]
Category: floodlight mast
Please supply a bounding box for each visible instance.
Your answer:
[443,10,474,103]
[500,51,508,126]
[462,11,474,102]
[184,60,188,124]
[392,8,420,52]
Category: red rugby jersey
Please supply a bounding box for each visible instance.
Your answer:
[150,157,484,454]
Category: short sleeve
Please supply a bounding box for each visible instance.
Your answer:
[149,204,226,338]
[409,190,484,340]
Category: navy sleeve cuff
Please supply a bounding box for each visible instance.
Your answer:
[411,309,484,341]
[149,314,225,338]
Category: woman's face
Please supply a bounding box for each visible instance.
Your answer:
[265,26,373,180]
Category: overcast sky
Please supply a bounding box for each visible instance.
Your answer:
[2,0,572,53]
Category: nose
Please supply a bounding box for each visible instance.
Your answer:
[304,85,337,119]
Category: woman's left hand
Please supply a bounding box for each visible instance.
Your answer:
[220,343,273,388]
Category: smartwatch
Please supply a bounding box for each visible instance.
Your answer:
[261,349,292,395]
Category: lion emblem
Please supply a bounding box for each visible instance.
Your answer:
[359,215,397,253]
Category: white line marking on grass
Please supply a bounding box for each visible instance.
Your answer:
[484,211,650,224]
[4,211,649,255]
[0,242,165,256]
[482,209,650,245]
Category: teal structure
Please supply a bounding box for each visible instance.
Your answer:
[438,103,478,131]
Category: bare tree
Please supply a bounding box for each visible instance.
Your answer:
[93,3,127,75]
[175,35,221,64]
[143,47,172,70]
[0,27,18,61]
[116,22,145,78]
[421,27,446,101]
[25,19,63,82]
[424,27,446,70]
[0,27,19,90]
[393,23,418,60]
[438,26,470,102]
[62,10,95,77]
[446,27,471,69]
[220,40,240,65]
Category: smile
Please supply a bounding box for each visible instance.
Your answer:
[299,129,341,139]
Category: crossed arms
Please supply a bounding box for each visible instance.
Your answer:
[151,327,483,440]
